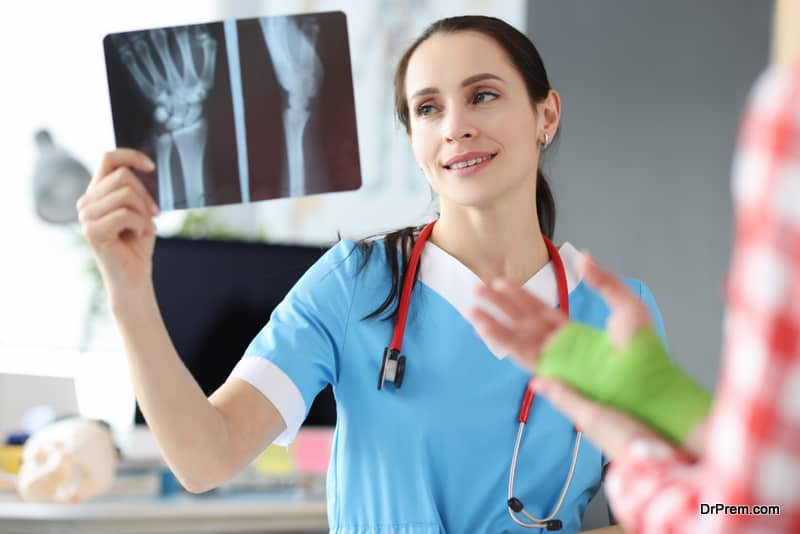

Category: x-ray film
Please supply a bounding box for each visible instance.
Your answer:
[103,11,361,211]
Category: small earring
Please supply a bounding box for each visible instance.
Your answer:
[543,132,550,148]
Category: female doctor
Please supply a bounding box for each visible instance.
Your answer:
[78,15,665,534]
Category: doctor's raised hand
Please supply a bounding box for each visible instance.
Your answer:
[77,148,160,295]
[469,253,712,456]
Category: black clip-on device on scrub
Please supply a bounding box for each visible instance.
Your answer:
[377,347,406,390]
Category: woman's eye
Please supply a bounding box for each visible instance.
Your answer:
[473,91,499,104]
[416,103,437,116]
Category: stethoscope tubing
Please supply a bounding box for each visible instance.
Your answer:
[508,421,583,529]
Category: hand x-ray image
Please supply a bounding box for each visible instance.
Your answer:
[103,11,361,211]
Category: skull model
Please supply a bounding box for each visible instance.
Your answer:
[17,418,117,503]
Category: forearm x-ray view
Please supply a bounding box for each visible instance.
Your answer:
[103,12,361,211]
[260,16,324,197]
[112,26,217,210]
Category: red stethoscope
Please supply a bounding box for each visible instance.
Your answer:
[377,220,582,531]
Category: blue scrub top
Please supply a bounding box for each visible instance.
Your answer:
[230,239,667,534]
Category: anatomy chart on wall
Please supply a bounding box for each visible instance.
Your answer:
[103,11,361,211]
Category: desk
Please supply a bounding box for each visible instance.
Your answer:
[0,492,328,534]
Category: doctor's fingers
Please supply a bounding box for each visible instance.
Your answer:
[82,207,155,247]
[532,377,662,458]
[78,183,155,228]
[83,166,157,209]
[78,168,159,221]
[93,148,155,184]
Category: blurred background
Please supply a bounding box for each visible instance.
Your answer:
[0,0,770,404]
[0,0,773,530]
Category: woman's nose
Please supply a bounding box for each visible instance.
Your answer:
[443,110,478,143]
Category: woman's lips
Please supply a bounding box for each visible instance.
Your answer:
[444,153,496,176]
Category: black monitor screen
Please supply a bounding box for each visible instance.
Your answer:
[134,236,336,427]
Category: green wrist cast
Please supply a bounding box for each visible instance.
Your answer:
[537,323,711,444]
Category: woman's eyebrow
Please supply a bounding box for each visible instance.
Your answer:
[409,73,505,100]
[461,72,505,87]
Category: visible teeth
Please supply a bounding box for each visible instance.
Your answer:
[450,155,492,170]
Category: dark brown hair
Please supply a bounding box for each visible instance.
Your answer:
[360,15,557,321]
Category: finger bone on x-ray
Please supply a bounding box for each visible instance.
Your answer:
[261,17,324,197]
[114,27,218,209]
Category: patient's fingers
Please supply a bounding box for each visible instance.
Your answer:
[495,279,566,325]
[581,253,651,347]
[475,280,525,320]
[468,277,569,371]
[532,377,663,458]
[581,254,640,311]
[469,305,563,371]
[468,307,518,351]
[476,279,564,327]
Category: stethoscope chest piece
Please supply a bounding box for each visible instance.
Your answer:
[377,347,406,390]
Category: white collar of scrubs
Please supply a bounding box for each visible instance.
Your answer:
[417,241,584,360]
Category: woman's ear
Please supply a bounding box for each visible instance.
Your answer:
[539,89,562,141]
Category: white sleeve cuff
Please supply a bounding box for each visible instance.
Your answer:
[228,356,307,446]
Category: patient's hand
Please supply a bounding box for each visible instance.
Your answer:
[468,252,652,374]
[468,277,568,371]
[531,377,670,459]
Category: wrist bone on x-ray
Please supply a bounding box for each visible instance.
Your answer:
[260,16,324,197]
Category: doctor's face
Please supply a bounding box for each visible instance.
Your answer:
[404,31,543,209]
